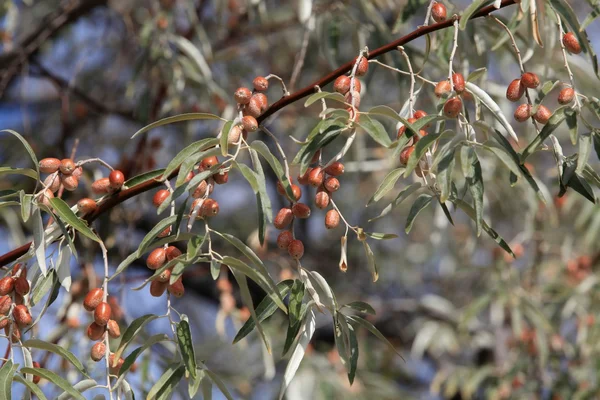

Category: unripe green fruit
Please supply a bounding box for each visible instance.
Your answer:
[107,319,121,338]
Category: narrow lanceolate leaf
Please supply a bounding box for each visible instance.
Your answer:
[367,168,405,206]
[250,149,274,244]
[279,309,316,400]
[362,241,378,282]
[293,125,342,175]
[23,339,87,377]
[131,113,224,138]
[467,67,487,82]
[356,114,392,147]
[452,198,515,257]
[146,363,186,400]
[405,194,434,234]
[31,268,56,306]
[56,380,98,400]
[368,105,419,138]
[218,239,286,312]
[251,141,295,200]
[204,368,235,400]
[13,374,48,400]
[283,305,307,356]
[124,168,166,188]
[346,320,359,384]
[459,0,493,30]
[234,280,294,344]
[461,146,484,237]
[577,132,592,174]
[405,130,454,177]
[304,91,346,107]
[232,270,272,354]
[521,106,569,161]
[0,360,17,400]
[370,182,422,222]
[288,280,305,327]
[114,314,161,361]
[116,334,170,383]
[49,198,100,243]
[1,130,40,179]
[21,368,85,400]
[177,320,197,379]
[567,108,579,146]
[162,138,220,180]
[32,207,47,276]
[347,315,403,358]
[137,215,178,256]
[56,244,72,291]
[465,82,518,142]
[20,192,33,222]
[0,167,38,180]
[482,142,522,177]
[342,301,376,315]
[365,232,398,240]
[220,120,234,156]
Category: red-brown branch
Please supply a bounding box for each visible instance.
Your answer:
[0,0,517,267]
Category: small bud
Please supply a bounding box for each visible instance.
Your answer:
[234,87,252,104]
[558,87,575,105]
[563,32,582,54]
[107,320,121,338]
[94,302,112,326]
[431,2,447,22]
[153,190,170,208]
[506,79,525,102]
[91,177,111,194]
[90,342,106,362]
[325,209,340,229]
[399,146,415,166]
[241,116,258,132]
[39,158,61,174]
[435,80,452,98]
[324,162,345,176]
[108,170,125,191]
[146,248,167,270]
[0,296,12,315]
[514,104,532,122]
[452,73,465,93]
[0,277,14,296]
[315,187,330,209]
[308,167,325,187]
[61,174,79,191]
[13,304,32,328]
[277,231,294,249]
[87,321,106,340]
[77,198,97,214]
[333,76,351,94]
[355,56,369,76]
[533,105,552,124]
[292,203,311,218]
[168,277,185,297]
[150,280,168,297]
[274,208,293,229]
[521,72,540,89]
[200,198,220,217]
[59,159,76,175]
[323,177,340,192]
[253,76,269,91]
[443,97,462,118]
[14,277,29,296]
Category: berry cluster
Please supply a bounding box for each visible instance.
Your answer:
[274,160,344,261]
[91,169,126,195]
[83,287,123,371]
[38,158,83,205]
[333,55,368,120]
[189,156,226,219]
[145,246,185,298]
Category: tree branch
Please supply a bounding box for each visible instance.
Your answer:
[0,0,517,267]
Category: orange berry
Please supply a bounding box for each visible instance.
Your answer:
[108,354,125,374]
[506,79,525,102]
[234,87,252,104]
[325,209,340,229]
[43,174,61,193]
[298,168,312,185]
[558,87,575,105]
[431,2,447,22]
[563,32,582,54]
[324,162,345,176]
[533,105,552,124]
[521,72,540,89]
[434,80,451,97]
[288,239,304,260]
[91,177,110,194]
[274,208,293,229]
[90,342,106,362]
[84,288,105,311]
[323,177,340,192]
[277,231,294,249]
[87,321,106,340]
[200,156,219,170]
[150,280,168,297]
[61,174,79,191]
[39,158,61,174]
[192,180,211,198]
[59,159,76,175]
[94,302,112,326]
[514,104,531,122]
[0,277,14,296]
[14,277,29,296]
[213,168,229,184]
[108,170,125,191]
[333,76,351,94]
[315,187,331,209]
[77,198,97,214]
[165,246,182,261]
[107,320,121,338]
[292,203,311,219]
[0,296,11,315]
[355,56,369,76]
[253,76,269,91]
[443,97,462,118]
[156,268,172,283]
[146,248,167,270]
[32,361,41,384]
[13,304,32,328]
[399,146,415,166]
[308,167,325,187]
[452,73,465,93]
[344,90,361,107]
[200,198,220,217]
[241,115,258,132]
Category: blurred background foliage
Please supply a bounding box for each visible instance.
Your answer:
[1,0,600,398]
